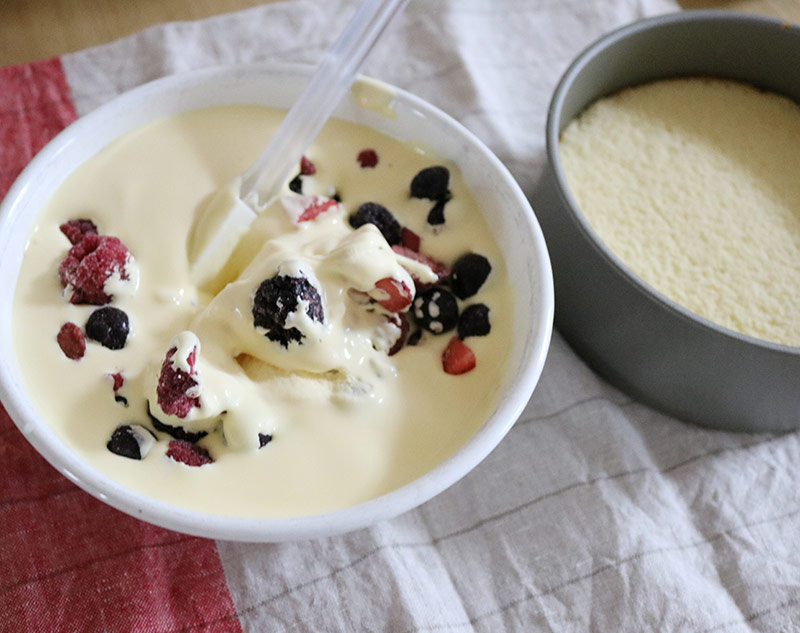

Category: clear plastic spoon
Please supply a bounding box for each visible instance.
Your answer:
[189,0,410,286]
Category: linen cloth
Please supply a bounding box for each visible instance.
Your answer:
[3,0,800,631]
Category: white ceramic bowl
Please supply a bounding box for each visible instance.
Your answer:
[0,63,553,541]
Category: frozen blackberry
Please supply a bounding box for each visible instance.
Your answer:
[258,433,273,448]
[59,219,98,245]
[148,405,207,443]
[107,424,156,460]
[57,322,86,360]
[85,306,129,350]
[426,194,451,226]
[450,253,491,299]
[58,234,132,304]
[166,440,213,467]
[410,166,450,200]
[288,174,303,194]
[458,303,491,339]
[252,274,324,348]
[412,287,459,334]
[348,202,402,245]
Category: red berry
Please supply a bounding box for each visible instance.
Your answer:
[166,440,213,467]
[442,337,476,375]
[300,156,316,175]
[58,234,132,304]
[374,277,412,312]
[357,148,379,168]
[109,372,124,392]
[59,219,98,245]
[156,346,201,418]
[297,197,339,222]
[391,245,451,283]
[401,227,421,252]
[56,322,85,360]
[387,313,410,356]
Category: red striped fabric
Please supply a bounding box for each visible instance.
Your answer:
[0,58,242,633]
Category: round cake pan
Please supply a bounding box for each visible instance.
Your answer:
[532,10,800,433]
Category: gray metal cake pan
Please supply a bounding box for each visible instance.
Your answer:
[532,10,800,433]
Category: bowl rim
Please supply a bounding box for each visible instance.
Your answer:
[0,62,554,541]
[545,8,800,358]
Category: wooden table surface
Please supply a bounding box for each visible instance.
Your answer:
[2,0,800,68]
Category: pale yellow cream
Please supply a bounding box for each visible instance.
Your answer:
[13,105,513,517]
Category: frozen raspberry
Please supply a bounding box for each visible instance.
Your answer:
[349,202,402,245]
[59,219,98,245]
[300,156,316,175]
[442,337,476,375]
[458,303,491,339]
[156,345,201,419]
[410,166,450,200]
[56,322,85,360]
[107,424,155,460]
[85,306,129,350]
[401,227,421,252]
[412,287,459,334]
[392,245,451,285]
[166,440,213,467]
[357,149,379,168]
[258,433,273,448]
[253,274,324,348]
[108,372,128,406]
[58,234,132,304]
[450,253,491,299]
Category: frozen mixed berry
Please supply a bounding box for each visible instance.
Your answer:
[357,148,379,168]
[281,194,340,223]
[108,372,128,406]
[392,245,451,285]
[56,322,86,360]
[59,219,98,245]
[300,155,316,175]
[58,234,132,304]
[107,424,156,460]
[288,175,303,194]
[450,253,491,299]
[85,306,129,350]
[401,227,421,252]
[166,439,213,467]
[410,166,450,200]
[253,274,324,347]
[156,345,201,419]
[373,278,413,312]
[458,303,491,339]
[442,336,476,375]
[387,313,410,356]
[427,194,451,226]
[148,408,207,442]
[412,287,459,334]
[258,433,273,448]
[349,202,402,245]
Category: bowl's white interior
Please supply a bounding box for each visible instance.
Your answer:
[0,63,553,541]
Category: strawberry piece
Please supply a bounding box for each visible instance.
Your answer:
[59,219,98,245]
[300,156,316,175]
[357,148,379,168]
[298,197,339,222]
[166,440,213,467]
[156,346,200,418]
[391,245,451,282]
[58,234,132,304]
[374,278,412,312]
[442,337,476,375]
[401,227,421,252]
[56,322,85,360]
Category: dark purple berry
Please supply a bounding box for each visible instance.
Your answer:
[426,193,451,226]
[349,202,402,245]
[258,433,273,448]
[412,287,459,335]
[411,166,450,200]
[85,306,129,350]
[450,253,491,299]
[288,174,303,194]
[147,404,207,443]
[107,424,155,460]
[253,274,324,348]
[458,303,491,339]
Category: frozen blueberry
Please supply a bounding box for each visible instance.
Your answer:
[450,253,491,299]
[85,306,129,350]
[253,274,324,348]
[258,433,273,448]
[107,424,156,460]
[288,174,303,194]
[458,303,491,339]
[410,166,450,200]
[412,287,459,334]
[348,202,402,245]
